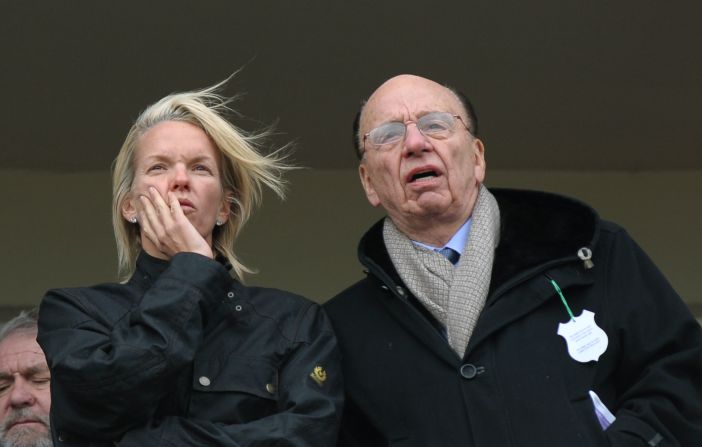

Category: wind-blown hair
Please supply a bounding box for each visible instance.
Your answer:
[112,79,290,281]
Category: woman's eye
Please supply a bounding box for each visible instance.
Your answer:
[147,164,165,172]
[194,164,212,173]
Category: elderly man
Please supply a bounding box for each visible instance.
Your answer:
[0,309,51,447]
[324,74,702,446]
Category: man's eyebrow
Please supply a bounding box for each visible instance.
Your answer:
[23,364,50,377]
[0,364,50,380]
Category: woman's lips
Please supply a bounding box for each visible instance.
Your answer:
[178,199,195,211]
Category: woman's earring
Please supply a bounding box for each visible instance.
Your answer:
[216,220,224,226]
[129,217,137,224]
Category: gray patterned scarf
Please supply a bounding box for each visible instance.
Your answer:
[383,185,500,357]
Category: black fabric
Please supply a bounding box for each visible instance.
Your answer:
[38,251,343,446]
[325,188,702,447]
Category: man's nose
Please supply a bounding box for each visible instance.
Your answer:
[9,379,35,408]
[402,123,431,157]
[170,164,190,190]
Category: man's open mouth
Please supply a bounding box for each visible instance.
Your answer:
[409,169,439,183]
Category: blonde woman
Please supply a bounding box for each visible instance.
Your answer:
[38,82,342,446]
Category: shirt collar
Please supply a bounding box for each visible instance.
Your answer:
[413,217,472,254]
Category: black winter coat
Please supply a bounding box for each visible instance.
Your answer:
[325,188,702,447]
[38,251,343,446]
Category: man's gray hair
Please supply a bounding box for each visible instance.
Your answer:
[0,308,39,343]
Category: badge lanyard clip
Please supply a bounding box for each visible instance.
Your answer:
[549,278,575,322]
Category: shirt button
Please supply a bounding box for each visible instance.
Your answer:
[266,383,276,394]
[227,291,235,299]
[199,376,211,387]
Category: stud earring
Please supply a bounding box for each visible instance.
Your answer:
[129,217,137,224]
[216,220,224,226]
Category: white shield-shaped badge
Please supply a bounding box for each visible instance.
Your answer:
[557,310,608,363]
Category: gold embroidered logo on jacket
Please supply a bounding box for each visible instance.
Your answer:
[309,365,327,386]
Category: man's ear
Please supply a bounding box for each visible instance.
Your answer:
[359,163,381,207]
[473,138,486,184]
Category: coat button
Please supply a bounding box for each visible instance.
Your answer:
[227,291,235,299]
[198,376,211,386]
[266,383,276,394]
[459,364,485,379]
[235,305,242,312]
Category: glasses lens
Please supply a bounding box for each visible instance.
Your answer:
[417,112,455,137]
[368,122,406,148]
[366,112,459,150]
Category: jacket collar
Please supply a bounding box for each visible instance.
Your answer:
[127,251,246,330]
[358,188,600,296]
[130,251,171,286]
[129,251,235,286]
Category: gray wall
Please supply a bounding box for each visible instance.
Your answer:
[1,168,700,318]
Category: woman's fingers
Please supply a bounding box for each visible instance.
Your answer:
[166,191,186,220]
[136,188,213,259]
[165,191,213,258]
[149,187,174,221]
[143,188,176,253]
[138,194,163,251]
[139,188,178,253]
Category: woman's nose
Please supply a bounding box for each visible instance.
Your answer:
[170,165,190,190]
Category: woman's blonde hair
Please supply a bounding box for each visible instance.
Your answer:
[112,78,289,281]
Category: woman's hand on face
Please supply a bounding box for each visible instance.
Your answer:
[137,187,214,259]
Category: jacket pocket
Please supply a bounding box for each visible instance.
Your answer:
[188,355,279,423]
[567,390,610,445]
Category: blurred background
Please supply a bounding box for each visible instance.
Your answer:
[1,1,700,321]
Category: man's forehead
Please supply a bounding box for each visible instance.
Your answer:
[0,333,46,371]
[362,74,461,126]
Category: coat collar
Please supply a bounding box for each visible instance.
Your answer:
[129,251,171,287]
[358,187,600,298]
[357,188,601,360]
[127,251,248,330]
[129,251,235,286]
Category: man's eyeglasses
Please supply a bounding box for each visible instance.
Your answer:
[362,112,470,153]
